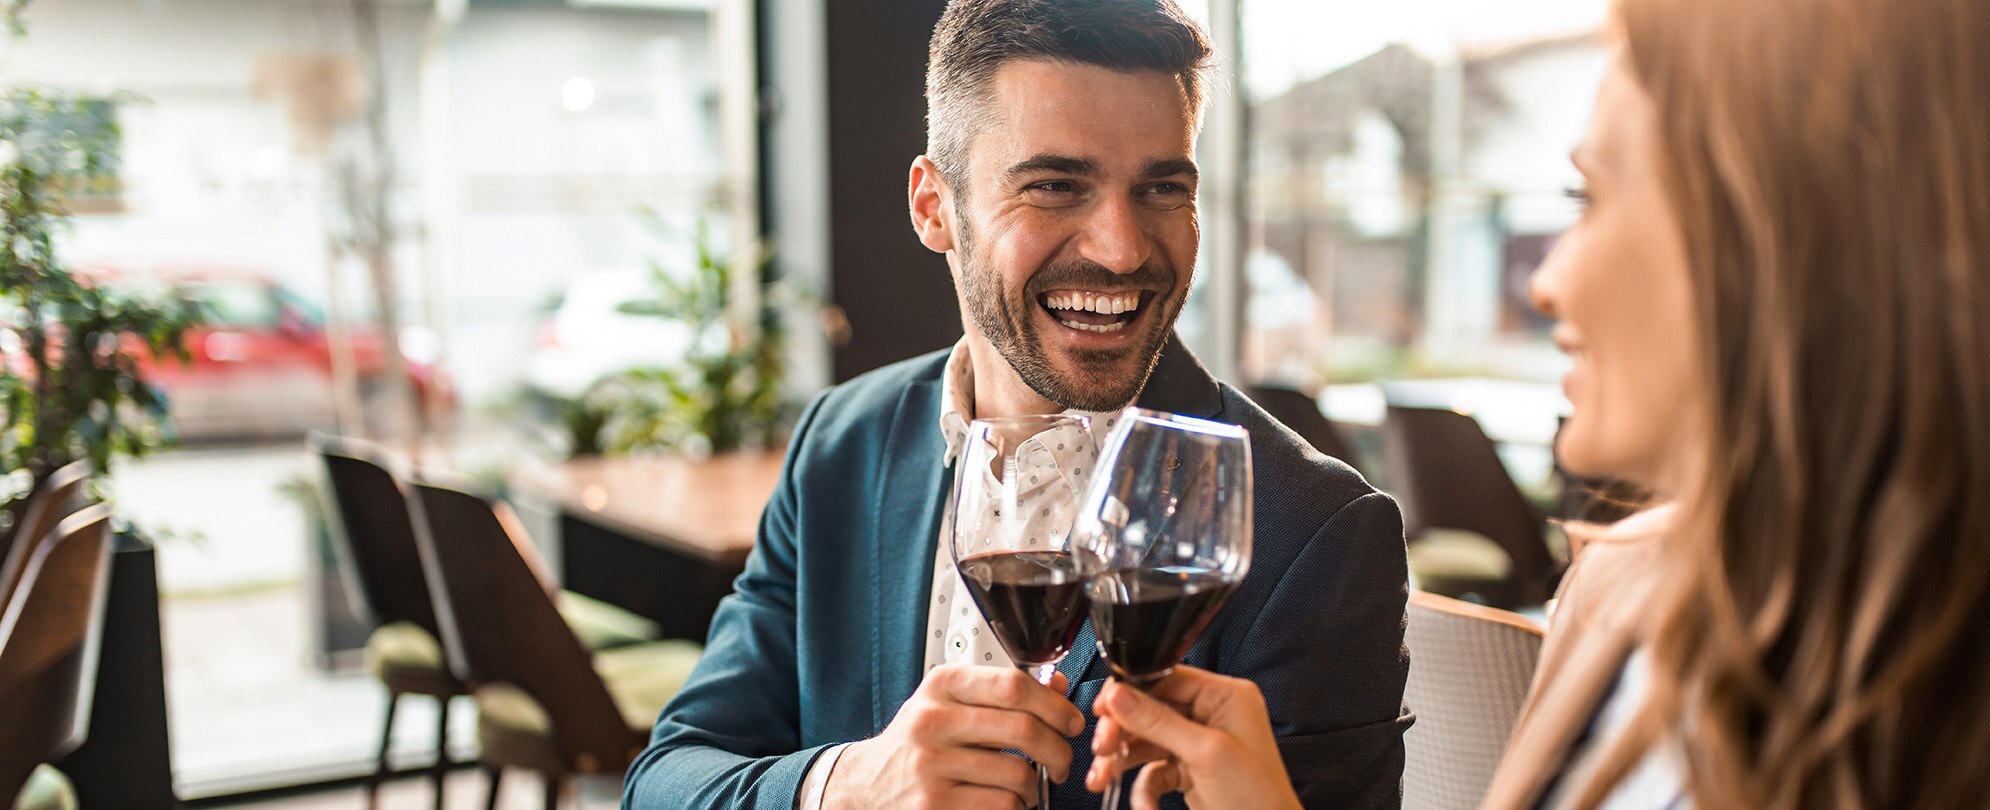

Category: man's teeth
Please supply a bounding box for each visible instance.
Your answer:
[1045,291,1141,315]
[1063,320,1128,333]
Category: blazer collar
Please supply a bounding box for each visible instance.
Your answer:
[873,372,952,729]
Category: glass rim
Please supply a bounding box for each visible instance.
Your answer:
[1113,406,1248,440]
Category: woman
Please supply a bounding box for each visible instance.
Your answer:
[1086,0,1990,806]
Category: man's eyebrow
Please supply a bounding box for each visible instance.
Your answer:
[1002,154,1100,182]
[1140,158,1199,181]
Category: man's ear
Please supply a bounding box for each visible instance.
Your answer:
[909,155,957,254]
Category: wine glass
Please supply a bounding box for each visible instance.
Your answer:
[951,414,1095,809]
[1072,407,1252,810]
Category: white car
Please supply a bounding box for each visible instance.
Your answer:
[525,270,697,400]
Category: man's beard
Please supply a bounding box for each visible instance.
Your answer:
[954,217,1182,412]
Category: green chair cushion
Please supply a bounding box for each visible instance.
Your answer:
[475,639,704,736]
[556,591,661,651]
[364,593,658,681]
[366,619,445,675]
[14,765,76,810]
[1407,527,1514,588]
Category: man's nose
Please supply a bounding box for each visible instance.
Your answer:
[1079,195,1152,275]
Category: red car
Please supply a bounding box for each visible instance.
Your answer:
[81,266,453,441]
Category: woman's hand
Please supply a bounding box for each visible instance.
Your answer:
[1084,667,1303,810]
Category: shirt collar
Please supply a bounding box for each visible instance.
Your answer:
[937,339,1121,467]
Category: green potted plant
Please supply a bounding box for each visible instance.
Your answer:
[0,86,196,501]
[566,211,798,458]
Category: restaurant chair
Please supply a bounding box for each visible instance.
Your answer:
[0,461,92,610]
[1402,590,1545,810]
[315,440,662,810]
[1382,404,1558,608]
[409,480,701,810]
[1245,385,1366,473]
[0,504,115,810]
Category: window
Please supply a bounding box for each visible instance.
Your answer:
[1237,0,1609,388]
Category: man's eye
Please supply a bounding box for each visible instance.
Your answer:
[1142,182,1193,207]
[1030,181,1077,194]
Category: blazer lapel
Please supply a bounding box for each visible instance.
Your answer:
[1059,335,1226,694]
[872,377,950,730]
[1482,538,1657,810]
[1135,334,1225,419]
[1503,619,1638,805]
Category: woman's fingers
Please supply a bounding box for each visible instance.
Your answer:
[1095,682,1226,763]
[1083,739,1170,792]
[1130,761,1185,810]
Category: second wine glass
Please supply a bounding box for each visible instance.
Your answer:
[1073,407,1253,810]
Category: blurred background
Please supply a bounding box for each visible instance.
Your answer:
[0,0,1607,804]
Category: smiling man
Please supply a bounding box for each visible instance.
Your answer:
[623,2,1411,808]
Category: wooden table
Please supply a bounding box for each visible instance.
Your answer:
[510,451,784,642]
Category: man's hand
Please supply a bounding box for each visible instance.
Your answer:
[823,664,1086,810]
[1084,667,1303,810]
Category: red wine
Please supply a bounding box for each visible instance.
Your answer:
[957,551,1089,666]
[1086,568,1239,688]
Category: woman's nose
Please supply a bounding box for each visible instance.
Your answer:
[1527,244,1567,320]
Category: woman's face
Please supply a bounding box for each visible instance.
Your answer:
[1528,53,1704,491]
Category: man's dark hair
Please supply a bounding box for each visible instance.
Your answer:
[925,0,1213,190]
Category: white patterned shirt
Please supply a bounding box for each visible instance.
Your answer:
[795,340,1120,809]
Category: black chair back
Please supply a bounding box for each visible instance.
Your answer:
[1383,404,1555,607]
[1246,385,1363,470]
[0,504,113,803]
[316,440,442,637]
[409,481,636,772]
[0,460,93,609]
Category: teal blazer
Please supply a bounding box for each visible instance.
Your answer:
[623,337,1412,808]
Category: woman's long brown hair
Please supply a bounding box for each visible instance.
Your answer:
[1574,0,1990,806]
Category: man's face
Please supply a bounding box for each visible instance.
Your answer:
[948,60,1201,411]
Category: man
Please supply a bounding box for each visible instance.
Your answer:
[624,1,1411,807]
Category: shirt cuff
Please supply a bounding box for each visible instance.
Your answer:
[796,742,849,810]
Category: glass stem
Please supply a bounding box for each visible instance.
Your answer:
[1097,678,1150,810]
[1021,662,1060,809]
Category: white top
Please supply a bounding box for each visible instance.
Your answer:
[796,341,1117,808]
[1540,648,1691,810]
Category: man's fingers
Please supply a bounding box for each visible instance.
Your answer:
[943,783,1030,810]
[941,666,1087,737]
[932,749,1038,805]
[1130,761,1185,810]
[928,705,1075,780]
